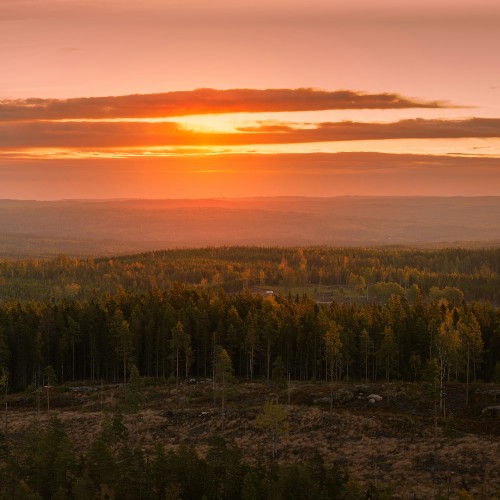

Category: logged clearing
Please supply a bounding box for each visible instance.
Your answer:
[4,380,500,498]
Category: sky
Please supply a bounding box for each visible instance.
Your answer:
[1,0,500,199]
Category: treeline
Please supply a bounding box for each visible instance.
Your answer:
[0,247,499,303]
[1,284,499,390]
[0,414,356,500]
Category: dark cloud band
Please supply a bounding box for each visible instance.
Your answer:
[0,88,449,122]
[0,118,498,149]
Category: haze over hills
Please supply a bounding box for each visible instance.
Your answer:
[0,196,499,258]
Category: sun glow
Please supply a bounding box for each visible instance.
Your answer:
[170,115,241,133]
[3,137,500,161]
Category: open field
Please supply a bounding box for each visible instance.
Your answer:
[4,380,500,498]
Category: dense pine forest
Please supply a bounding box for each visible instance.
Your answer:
[1,247,500,499]
[1,246,499,388]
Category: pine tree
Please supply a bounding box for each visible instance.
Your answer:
[272,355,287,396]
[323,321,342,410]
[109,309,133,388]
[171,321,190,388]
[378,326,397,382]
[1,368,8,436]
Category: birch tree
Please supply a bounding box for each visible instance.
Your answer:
[214,346,233,431]
[255,400,288,459]
[435,310,461,415]
[458,311,483,405]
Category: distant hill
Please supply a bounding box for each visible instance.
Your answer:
[1,197,499,258]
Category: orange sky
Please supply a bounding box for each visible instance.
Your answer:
[1,0,499,199]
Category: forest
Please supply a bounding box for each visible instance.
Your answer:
[1,246,499,499]
[0,279,499,389]
[1,246,500,303]
[0,246,499,388]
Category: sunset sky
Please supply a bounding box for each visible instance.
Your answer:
[1,0,500,199]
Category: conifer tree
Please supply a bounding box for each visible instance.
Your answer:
[109,309,133,388]
[324,321,342,409]
[378,326,397,382]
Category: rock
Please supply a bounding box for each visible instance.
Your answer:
[312,390,355,406]
[355,384,370,392]
[481,406,500,416]
[476,388,500,397]
[70,386,96,392]
[313,397,332,405]
[367,394,383,402]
